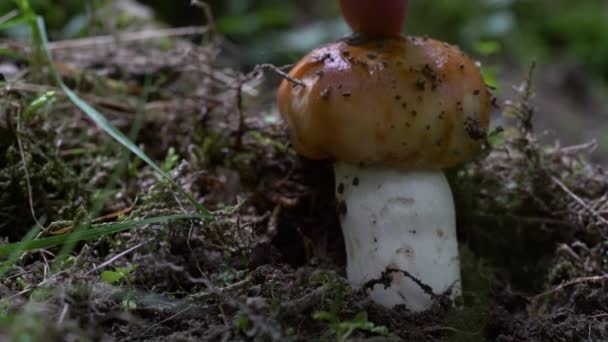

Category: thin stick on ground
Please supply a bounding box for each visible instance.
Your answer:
[57,303,70,326]
[16,117,43,230]
[190,274,284,341]
[232,63,299,147]
[256,63,306,88]
[85,241,148,276]
[137,305,194,339]
[282,286,326,315]
[190,0,218,37]
[362,268,438,299]
[557,140,598,156]
[47,26,211,50]
[188,277,252,301]
[235,76,247,148]
[0,270,70,303]
[0,9,19,25]
[550,176,608,227]
[533,274,608,301]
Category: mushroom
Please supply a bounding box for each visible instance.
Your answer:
[277,1,491,311]
[338,0,409,38]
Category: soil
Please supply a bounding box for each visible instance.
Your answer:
[0,21,607,342]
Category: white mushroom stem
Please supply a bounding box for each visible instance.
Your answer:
[334,162,461,311]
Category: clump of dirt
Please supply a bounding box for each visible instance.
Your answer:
[1,10,607,342]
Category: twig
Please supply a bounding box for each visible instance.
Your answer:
[85,241,147,276]
[473,212,575,228]
[234,76,247,148]
[256,63,305,88]
[0,9,19,25]
[3,82,136,113]
[47,26,210,50]
[49,200,139,236]
[57,303,69,326]
[423,326,479,335]
[533,274,608,300]
[558,140,598,155]
[2,82,56,94]
[16,116,43,229]
[264,206,281,243]
[137,305,194,339]
[190,1,217,37]
[0,270,70,303]
[230,63,289,146]
[588,313,608,319]
[194,275,285,341]
[91,282,213,319]
[282,286,326,315]
[557,243,582,262]
[362,268,437,299]
[85,0,97,36]
[91,199,138,223]
[550,176,608,226]
[188,277,252,301]
[3,270,33,281]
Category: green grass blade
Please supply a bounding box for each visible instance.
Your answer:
[0,218,45,278]
[0,15,34,30]
[0,214,206,258]
[12,0,33,12]
[0,48,26,59]
[33,17,210,216]
[11,1,42,65]
[51,76,154,269]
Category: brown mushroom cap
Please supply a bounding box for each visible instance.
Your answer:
[277,36,491,170]
[339,0,409,38]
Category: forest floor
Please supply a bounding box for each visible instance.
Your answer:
[1,18,608,342]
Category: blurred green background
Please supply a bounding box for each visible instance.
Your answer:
[3,0,608,76]
[2,0,607,159]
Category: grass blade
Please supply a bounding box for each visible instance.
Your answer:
[0,15,33,30]
[51,76,153,268]
[0,218,45,278]
[33,17,210,216]
[0,214,206,258]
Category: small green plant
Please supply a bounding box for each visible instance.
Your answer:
[234,313,255,338]
[3,309,48,342]
[0,215,205,258]
[309,271,390,341]
[101,265,136,285]
[161,147,180,172]
[313,311,388,342]
[22,91,56,123]
[218,269,247,286]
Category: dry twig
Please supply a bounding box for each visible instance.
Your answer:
[551,176,608,227]
[48,26,210,50]
[255,63,306,88]
[16,115,43,229]
[85,241,148,276]
[533,274,608,301]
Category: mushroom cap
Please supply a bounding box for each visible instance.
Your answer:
[277,36,492,170]
[339,0,409,38]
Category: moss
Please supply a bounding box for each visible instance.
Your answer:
[546,259,577,286]
[0,107,89,240]
[444,247,495,342]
